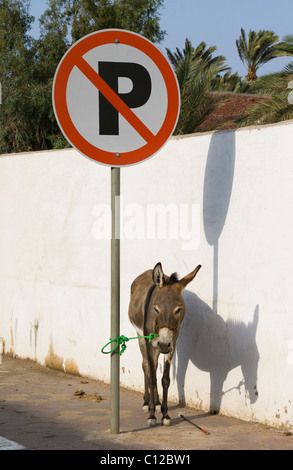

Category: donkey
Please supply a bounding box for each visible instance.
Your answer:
[128,262,201,426]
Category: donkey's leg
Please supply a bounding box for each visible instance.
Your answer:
[141,362,160,413]
[154,383,161,412]
[142,359,150,412]
[138,338,150,412]
[147,345,160,426]
[161,357,171,426]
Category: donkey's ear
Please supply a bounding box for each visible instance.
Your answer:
[178,265,201,290]
[153,262,165,288]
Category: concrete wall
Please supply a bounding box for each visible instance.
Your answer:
[1,120,293,430]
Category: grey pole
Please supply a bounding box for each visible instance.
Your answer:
[110,166,120,434]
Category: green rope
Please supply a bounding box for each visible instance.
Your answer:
[101,333,159,356]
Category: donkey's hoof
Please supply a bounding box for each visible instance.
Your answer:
[142,405,149,413]
[147,418,157,427]
[162,417,171,426]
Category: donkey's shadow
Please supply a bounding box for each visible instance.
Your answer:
[174,292,260,413]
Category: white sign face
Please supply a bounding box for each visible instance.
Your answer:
[53,29,180,167]
[67,43,168,153]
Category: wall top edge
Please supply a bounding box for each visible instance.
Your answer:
[171,118,293,140]
[1,119,292,158]
[0,146,76,159]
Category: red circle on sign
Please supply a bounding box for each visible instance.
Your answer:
[52,29,180,167]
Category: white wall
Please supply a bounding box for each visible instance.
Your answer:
[1,121,293,430]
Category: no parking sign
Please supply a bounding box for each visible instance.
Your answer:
[52,29,180,166]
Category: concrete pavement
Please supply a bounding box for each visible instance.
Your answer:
[0,355,292,451]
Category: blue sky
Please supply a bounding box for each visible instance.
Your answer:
[29,0,293,78]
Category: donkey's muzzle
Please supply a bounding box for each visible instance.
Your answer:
[157,341,172,354]
[153,328,174,354]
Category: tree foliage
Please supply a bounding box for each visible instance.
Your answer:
[2,2,293,153]
[236,34,293,126]
[236,28,282,83]
[166,38,230,134]
[0,0,36,152]
[0,0,165,154]
[39,0,165,45]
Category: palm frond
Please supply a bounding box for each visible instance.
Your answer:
[236,28,281,82]
[169,38,230,134]
[237,92,293,127]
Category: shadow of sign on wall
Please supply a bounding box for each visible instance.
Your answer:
[174,130,260,413]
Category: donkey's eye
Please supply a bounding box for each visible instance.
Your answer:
[174,307,182,316]
[154,305,160,315]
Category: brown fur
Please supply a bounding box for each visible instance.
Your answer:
[128,262,201,426]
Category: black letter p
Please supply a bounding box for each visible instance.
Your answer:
[98,62,152,135]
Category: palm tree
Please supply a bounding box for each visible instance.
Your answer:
[236,34,293,127]
[212,71,250,93]
[276,33,293,57]
[166,39,230,134]
[236,28,281,83]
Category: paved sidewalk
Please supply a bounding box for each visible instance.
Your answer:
[0,355,292,451]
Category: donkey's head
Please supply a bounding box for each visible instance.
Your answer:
[150,263,201,355]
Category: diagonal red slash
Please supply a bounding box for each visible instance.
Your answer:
[75,56,155,144]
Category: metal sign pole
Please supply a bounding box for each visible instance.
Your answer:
[110,166,120,434]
